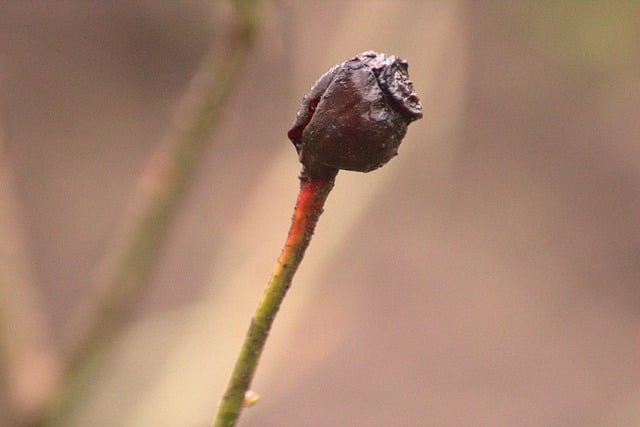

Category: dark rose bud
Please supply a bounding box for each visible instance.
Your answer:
[288,51,422,177]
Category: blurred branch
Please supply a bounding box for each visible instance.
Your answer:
[32,1,262,426]
[0,129,59,426]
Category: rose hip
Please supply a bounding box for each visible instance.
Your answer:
[288,51,422,178]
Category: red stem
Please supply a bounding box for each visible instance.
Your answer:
[213,168,337,427]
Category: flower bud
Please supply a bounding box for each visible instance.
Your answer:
[288,51,422,177]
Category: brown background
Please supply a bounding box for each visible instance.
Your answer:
[1,1,639,426]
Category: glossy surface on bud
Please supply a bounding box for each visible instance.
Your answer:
[288,51,422,177]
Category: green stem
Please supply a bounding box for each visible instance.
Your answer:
[213,168,338,427]
[31,3,261,426]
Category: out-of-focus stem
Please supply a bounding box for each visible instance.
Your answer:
[34,2,261,426]
[69,4,256,376]
[213,168,337,427]
[0,126,59,427]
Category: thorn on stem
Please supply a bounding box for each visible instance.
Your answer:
[243,390,260,407]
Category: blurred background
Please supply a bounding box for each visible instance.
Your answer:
[1,1,639,426]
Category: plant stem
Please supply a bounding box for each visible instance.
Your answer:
[31,3,260,426]
[0,129,58,427]
[67,0,258,373]
[213,167,338,427]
